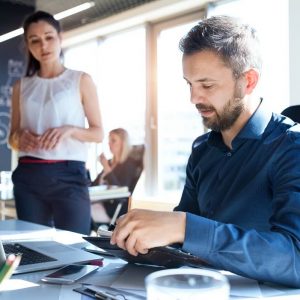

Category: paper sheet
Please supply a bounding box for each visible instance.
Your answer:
[82,264,300,300]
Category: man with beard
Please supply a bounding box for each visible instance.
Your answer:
[111,16,300,287]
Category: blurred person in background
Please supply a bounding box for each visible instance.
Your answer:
[91,128,141,223]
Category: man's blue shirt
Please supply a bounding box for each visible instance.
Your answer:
[175,102,300,287]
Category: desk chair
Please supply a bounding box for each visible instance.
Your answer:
[281,105,300,123]
[108,144,145,216]
[127,144,145,193]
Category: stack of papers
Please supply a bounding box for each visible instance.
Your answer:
[89,185,130,202]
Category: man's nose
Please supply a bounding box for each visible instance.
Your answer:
[190,87,204,104]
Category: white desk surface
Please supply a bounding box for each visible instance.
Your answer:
[1,220,300,300]
[89,185,130,202]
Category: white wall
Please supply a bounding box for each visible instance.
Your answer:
[289,0,300,105]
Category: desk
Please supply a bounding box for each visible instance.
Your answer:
[1,220,300,299]
[0,219,103,299]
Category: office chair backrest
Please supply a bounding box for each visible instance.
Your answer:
[128,144,145,193]
[107,144,145,221]
[129,144,145,163]
[281,105,300,123]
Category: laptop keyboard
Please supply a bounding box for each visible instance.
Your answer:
[3,243,57,265]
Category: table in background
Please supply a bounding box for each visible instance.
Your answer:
[88,185,130,202]
[89,185,131,224]
[0,184,16,220]
[0,185,132,221]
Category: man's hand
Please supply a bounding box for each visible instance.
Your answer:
[110,209,186,256]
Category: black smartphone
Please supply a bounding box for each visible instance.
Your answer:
[83,244,115,257]
[41,264,99,284]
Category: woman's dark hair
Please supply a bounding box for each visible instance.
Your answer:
[23,11,62,76]
[179,15,262,79]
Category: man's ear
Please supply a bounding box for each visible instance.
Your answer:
[244,68,260,95]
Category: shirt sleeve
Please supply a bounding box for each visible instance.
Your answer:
[179,142,300,288]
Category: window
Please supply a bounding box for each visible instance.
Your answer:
[96,27,146,145]
[156,21,205,198]
[64,28,146,179]
[208,0,289,113]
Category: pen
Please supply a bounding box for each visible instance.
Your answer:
[0,254,22,284]
[107,223,116,232]
[108,203,122,231]
[74,286,146,300]
[94,290,121,299]
[76,287,122,300]
[94,288,146,300]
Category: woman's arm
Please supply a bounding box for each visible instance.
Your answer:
[9,80,40,152]
[9,80,21,150]
[76,72,104,142]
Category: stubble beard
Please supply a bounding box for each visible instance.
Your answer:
[201,84,245,132]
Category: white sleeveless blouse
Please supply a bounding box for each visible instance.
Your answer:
[19,69,87,162]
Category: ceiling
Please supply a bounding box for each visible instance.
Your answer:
[3,0,158,32]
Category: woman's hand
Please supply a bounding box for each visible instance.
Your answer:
[18,129,41,152]
[39,125,75,150]
[111,209,186,256]
[99,153,112,173]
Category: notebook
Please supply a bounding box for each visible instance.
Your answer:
[84,236,207,268]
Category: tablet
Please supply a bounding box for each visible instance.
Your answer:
[83,236,207,268]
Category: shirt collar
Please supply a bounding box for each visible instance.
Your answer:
[208,99,272,150]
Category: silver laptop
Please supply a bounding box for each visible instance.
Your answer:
[0,220,100,274]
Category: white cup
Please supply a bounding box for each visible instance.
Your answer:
[145,268,230,300]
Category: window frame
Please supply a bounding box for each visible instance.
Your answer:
[144,11,205,196]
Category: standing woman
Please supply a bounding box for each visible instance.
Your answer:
[9,11,103,235]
